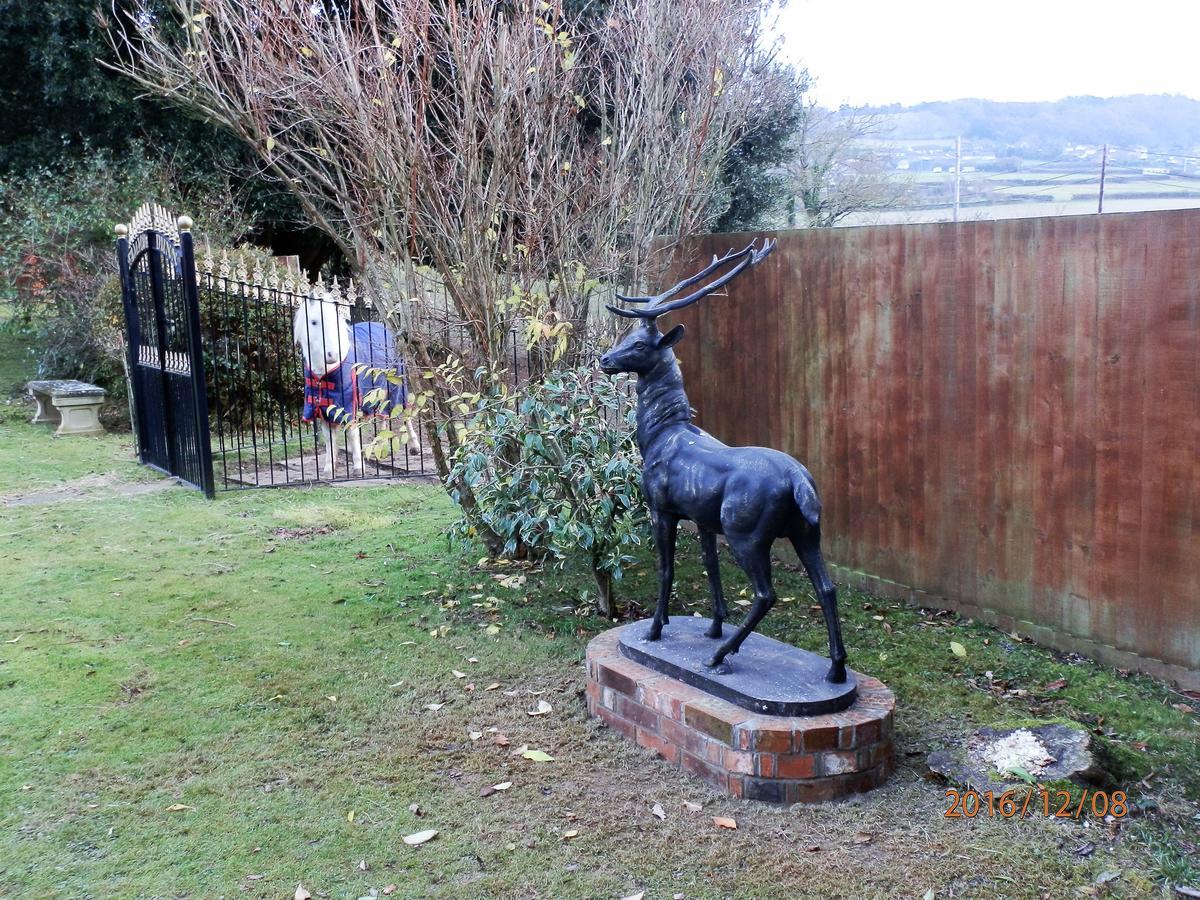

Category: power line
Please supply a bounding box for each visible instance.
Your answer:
[987,171,1088,194]
[1108,145,1200,164]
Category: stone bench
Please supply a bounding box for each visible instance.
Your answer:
[27,380,107,436]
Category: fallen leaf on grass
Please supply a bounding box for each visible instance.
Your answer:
[522,749,554,762]
[485,625,500,636]
[346,810,354,822]
[382,886,397,896]
[852,831,872,845]
[562,829,579,840]
[651,803,665,820]
[452,670,467,679]
[408,803,423,816]
[403,829,438,846]
[493,733,510,747]
[712,816,737,829]
[295,885,311,900]
[682,800,702,812]
[620,893,645,900]
[165,804,195,812]
[484,683,501,691]
[1044,678,1068,692]
[528,699,552,716]
[5,635,21,643]
[469,731,483,741]
[424,703,444,712]
[950,641,967,659]
[480,781,512,798]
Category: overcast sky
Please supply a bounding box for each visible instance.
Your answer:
[774,1,1200,107]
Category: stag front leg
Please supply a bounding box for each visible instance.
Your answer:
[647,512,678,641]
[699,530,727,638]
[707,537,775,668]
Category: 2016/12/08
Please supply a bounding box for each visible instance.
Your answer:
[945,789,1129,819]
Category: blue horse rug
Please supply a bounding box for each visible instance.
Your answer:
[302,321,409,425]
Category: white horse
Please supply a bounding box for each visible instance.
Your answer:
[293,293,421,478]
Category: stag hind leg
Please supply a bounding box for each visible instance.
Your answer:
[698,530,727,638]
[706,535,775,668]
[791,529,848,683]
[647,513,678,641]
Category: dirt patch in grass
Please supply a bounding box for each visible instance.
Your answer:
[272,525,337,541]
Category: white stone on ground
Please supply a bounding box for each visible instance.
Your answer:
[981,728,1055,775]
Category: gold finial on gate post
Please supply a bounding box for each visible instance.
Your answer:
[177,215,194,232]
[114,223,129,237]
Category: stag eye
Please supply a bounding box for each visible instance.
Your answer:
[634,340,645,349]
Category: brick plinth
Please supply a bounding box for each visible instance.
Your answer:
[585,625,895,803]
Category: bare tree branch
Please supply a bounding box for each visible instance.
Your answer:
[785,101,911,228]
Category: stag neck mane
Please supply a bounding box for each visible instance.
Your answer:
[634,351,692,454]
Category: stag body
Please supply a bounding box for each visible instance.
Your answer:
[600,243,847,681]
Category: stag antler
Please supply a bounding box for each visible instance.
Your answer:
[608,239,775,320]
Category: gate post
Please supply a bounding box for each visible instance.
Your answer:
[115,223,149,464]
[178,217,216,498]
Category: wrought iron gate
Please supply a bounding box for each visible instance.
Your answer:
[116,203,215,497]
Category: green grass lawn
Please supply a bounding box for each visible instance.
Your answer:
[1,392,1197,896]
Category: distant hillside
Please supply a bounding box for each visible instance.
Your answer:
[868,95,1200,153]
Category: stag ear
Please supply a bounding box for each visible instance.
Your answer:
[657,324,685,350]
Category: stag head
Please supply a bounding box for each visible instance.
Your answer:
[599,321,685,375]
[599,239,775,373]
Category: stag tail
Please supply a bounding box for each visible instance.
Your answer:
[794,471,822,528]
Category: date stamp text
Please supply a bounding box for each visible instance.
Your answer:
[944,789,1128,819]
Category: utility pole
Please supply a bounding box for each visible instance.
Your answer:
[1098,144,1108,214]
[953,136,961,223]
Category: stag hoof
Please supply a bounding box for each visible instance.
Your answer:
[825,661,847,684]
[705,647,731,668]
[705,620,723,639]
[646,623,664,641]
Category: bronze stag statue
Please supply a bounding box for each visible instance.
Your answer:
[599,241,848,683]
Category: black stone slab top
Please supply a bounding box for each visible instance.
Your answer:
[617,617,858,717]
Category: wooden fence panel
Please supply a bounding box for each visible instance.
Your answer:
[668,210,1200,685]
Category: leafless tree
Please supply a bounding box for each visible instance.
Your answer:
[785,101,910,228]
[104,0,779,544]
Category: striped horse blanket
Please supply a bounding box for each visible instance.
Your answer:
[302,321,409,425]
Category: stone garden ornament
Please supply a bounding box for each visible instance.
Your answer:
[600,241,848,683]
